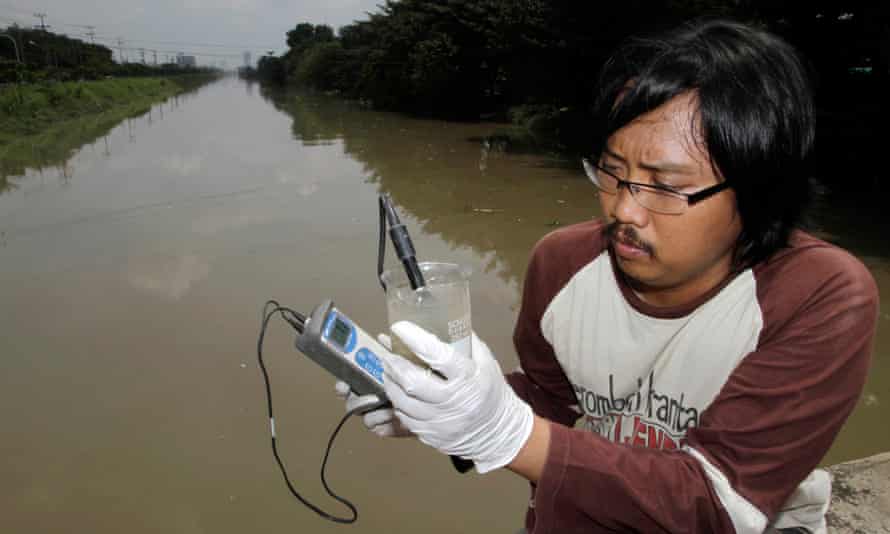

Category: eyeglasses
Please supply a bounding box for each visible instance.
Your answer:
[582,158,731,215]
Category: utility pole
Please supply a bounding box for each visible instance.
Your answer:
[140,47,145,64]
[33,13,48,31]
[117,37,125,63]
[153,49,157,65]
[85,25,95,44]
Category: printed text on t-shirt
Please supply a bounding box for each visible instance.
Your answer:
[572,372,700,438]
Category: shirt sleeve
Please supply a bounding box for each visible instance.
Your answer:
[509,230,585,428]
[527,246,878,533]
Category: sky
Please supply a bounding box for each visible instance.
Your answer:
[0,0,384,66]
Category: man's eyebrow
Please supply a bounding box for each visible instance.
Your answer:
[602,148,626,162]
[639,161,697,175]
[603,148,696,175]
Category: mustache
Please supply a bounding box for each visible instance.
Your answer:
[607,222,653,255]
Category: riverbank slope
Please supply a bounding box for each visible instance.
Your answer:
[0,75,217,145]
[828,452,890,532]
[0,75,219,184]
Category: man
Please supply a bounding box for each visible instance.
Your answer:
[338,19,878,533]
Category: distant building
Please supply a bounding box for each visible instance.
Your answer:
[176,53,196,67]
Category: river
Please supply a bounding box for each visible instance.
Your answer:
[1,76,887,533]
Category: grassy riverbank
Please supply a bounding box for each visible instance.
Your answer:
[0,75,216,145]
[0,74,218,187]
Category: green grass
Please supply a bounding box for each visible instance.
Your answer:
[0,102,149,184]
[0,75,218,189]
[0,76,212,144]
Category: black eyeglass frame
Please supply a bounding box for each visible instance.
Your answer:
[582,158,732,214]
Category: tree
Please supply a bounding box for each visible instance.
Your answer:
[257,53,285,84]
[286,23,335,51]
[268,0,890,166]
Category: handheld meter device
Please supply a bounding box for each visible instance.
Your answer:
[256,196,477,525]
[295,299,390,413]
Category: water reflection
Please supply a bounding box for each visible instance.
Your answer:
[160,153,206,177]
[126,253,211,300]
[0,82,207,194]
[262,86,587,288]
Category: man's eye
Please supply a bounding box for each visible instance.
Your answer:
[653,179,682,193]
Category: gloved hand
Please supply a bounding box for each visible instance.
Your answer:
[382,321,534,474]
[334,333,413,438]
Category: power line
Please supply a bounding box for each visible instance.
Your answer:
[63,23,96,44]
[0,10,282,51]
[1,7,288,64]
[117,46,249,58]
[33,12,47,31]
[81,35,255,59]
[0,22,269,60]
[54,25,270,50]
[126,37,280,50]
[91,34,280,51]
[84,34,270,57]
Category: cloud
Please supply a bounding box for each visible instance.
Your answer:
[190,210,278,235]
[126,253,211,300]
[182,0,260,13]
[160,154,205,177]
[273,168,321,195]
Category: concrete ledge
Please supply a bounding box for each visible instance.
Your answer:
[827,452,890,533]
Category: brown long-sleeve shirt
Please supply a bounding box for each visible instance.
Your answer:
[507,220,877,533]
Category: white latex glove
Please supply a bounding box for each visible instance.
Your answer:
[382,321,534,474]
[333,333,413,438]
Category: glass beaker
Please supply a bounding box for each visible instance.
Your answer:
[381,262,472,369]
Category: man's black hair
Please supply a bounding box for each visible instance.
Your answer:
[592,19,816,267]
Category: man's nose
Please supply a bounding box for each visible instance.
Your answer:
[611,184,649,227]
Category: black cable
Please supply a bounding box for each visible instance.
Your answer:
[262,299,306,332]
[377,195,387,292]
[257,300,361,524]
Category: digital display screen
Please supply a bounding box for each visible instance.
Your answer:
[329,318,351,350]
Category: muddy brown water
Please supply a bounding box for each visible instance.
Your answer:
[1,76,887,533]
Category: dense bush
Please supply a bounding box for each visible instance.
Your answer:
[292,41,349,91]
